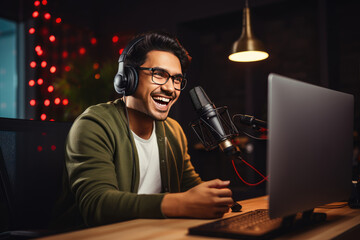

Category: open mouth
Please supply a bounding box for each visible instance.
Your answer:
[152,96,171,107]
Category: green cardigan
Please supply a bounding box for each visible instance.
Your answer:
[52,99,202,229]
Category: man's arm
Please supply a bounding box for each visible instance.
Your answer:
[162,119,232,218]
[65,106,166,226]
[161,179,233,218]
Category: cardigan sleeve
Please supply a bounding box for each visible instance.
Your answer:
[177,125,202,191]
[65,104,166,227]
[163,118,202,192]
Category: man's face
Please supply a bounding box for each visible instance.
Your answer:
[126,50,182,121]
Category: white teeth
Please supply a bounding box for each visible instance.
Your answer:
[153,96,170,103]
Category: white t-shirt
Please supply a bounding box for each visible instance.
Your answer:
[132,123,162,194]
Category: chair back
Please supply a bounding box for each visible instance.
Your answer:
[0,118,72,231]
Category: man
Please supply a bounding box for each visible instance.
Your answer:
[53,31,233,230]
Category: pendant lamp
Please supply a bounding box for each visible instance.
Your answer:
[229,0,269,62]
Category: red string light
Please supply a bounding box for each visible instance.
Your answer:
[37,78,44,85]
[28,80,36,87]
[44,99,50,106]
[64,66,71,72]
[30,99,36,106]
[40,114,47,121]
[90,37,97,45]
[119,48,124,55]
[51,145,57,151]
[36,50,43,56]
[37,146,43,152]
[48,85,54,92]
[44,13,51,20]
[95,74,100,79]
[49,35,56,42]
[32,11,39,18]
[30,1,70,120]
[79,47,86,55]
[35,46,43,56]
[50,66,56,73]
[30,61,37,68]
[62,51,68,58]
[112,35,119,43]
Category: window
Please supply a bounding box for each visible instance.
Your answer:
[0,18,18,118]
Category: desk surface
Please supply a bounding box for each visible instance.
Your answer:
[39,196,360,240]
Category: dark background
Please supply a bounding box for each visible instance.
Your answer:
[1,0,359,199]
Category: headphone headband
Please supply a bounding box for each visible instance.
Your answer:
[118,36,145,63]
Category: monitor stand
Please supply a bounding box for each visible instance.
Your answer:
[281,209,327,232]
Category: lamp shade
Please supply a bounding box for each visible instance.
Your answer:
[229,4,269,62]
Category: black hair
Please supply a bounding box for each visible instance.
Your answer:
[125,31,192,74]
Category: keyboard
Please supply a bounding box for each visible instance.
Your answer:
[188,209,283,239]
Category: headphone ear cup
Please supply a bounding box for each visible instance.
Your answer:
[114,72,126,96]
[123,66,139,96]
[114,36,144,96]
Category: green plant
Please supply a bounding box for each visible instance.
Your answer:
[54,56,118,121]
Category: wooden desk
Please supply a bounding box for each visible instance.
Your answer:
[38,196,360,240]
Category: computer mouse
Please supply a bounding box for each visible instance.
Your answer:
[231,202,242,212]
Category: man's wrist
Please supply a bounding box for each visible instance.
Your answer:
[161,192,184,217]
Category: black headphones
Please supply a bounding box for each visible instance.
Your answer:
[114,36,145,97]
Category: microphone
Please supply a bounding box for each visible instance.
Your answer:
[189,87,268,188]
[189,86,239,156]
[235,114,267,130]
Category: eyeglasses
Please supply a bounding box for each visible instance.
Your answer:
[138,67,187,90]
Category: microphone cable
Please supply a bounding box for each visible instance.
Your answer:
[231,156,268,186]
[242,131,267,141]
[230,114,268,186]
[232,114,268,141]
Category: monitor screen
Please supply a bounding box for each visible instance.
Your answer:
[267,73,354,219]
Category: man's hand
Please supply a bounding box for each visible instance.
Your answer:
[161,179,233,218]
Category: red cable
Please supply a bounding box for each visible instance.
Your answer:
[231,158,268,186]
[240,158,268,180]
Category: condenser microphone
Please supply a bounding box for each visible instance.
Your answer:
[189,86,239,155]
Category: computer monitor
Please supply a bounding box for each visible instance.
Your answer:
[267,73,354,219]
[188,74,354,238]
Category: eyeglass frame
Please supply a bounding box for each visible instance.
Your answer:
[137,67,187,90]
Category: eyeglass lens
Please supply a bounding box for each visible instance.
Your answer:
[152,69,186,90]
